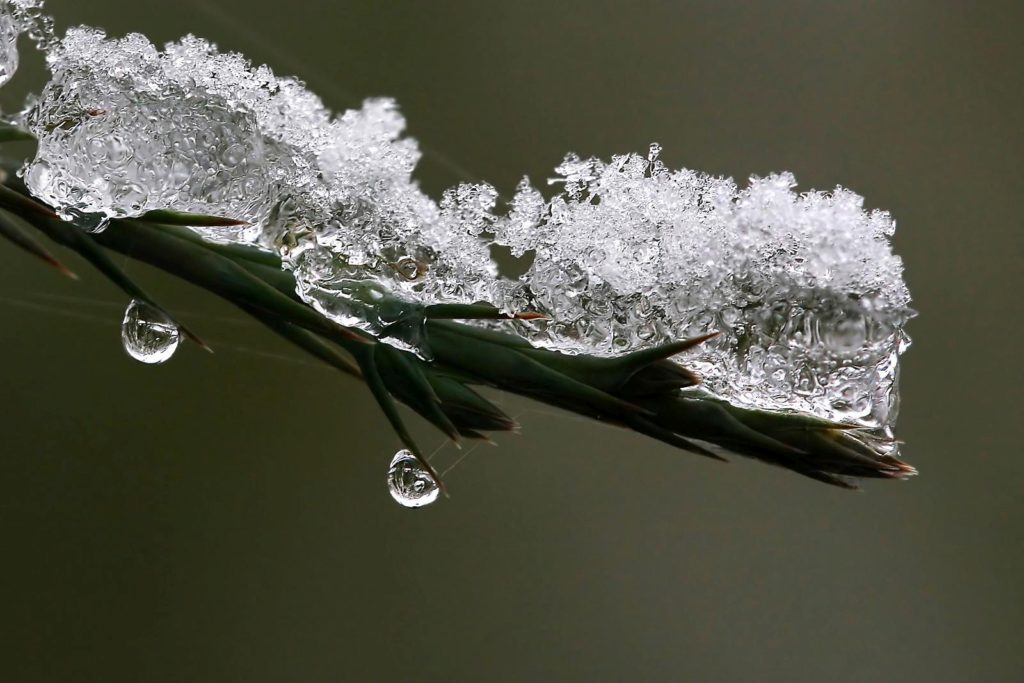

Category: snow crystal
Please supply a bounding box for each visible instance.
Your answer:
[289,102,500,350]
[0,12,17,87]
[14,15,913,436]
[492,149,913,437]
[19,25,503,349]
[0,0,51,86]
[21,27,330,242]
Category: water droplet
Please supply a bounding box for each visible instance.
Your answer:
[824,314,867,353]
[386,449,439,508]
[66,209,110,233]
[393,256,422,281]
[636,322,657,341]
[120,299,180,364]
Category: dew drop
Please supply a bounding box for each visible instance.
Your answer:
[120,299,180,364]
[66,209,110,233]
[386,449,439,508]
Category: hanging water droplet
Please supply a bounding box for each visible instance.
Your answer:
[386,449,439,508]
[120,299,180,364]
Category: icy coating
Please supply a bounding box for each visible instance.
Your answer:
[493,147,913,436]
[19,27,328,241]
[7,13,914,439]
[0,1,52,86]
[17,26,496,327]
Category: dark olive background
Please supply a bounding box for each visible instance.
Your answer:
[1,1,1022,681]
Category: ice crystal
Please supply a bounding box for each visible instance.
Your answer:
[21,27,331,242]
[0,0,51,86]
[14,11,913,438]
[18,25,498,346]
[0,11,18,86]
[492,149,913,437]
[290,103,500,349]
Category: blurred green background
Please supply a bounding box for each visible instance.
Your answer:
[1,1,1022,681]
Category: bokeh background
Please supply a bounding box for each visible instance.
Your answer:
[2,1,1022,680]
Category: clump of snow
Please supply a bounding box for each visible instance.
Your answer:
[288,101,500,349]
[14,16,914,437]
[492,145,912,436]
[19,27,501,348]
[0,0,52,86]
[20,28,332,241]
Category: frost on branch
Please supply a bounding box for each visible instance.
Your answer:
[20,28,332,240]
[292,101,500,348]
[17,27,499,348]
[493,147,913,440]
[0,0,51,86]
[10,20,914,443]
